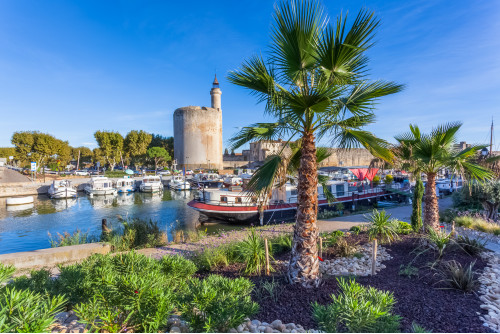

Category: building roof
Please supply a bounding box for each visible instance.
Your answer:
[213,74,219,85]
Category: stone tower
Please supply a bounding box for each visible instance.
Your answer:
[210,75,222,110]
[173,76,223,170]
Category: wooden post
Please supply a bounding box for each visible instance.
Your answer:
[319,237,323,258]
[371,239,378,276]
[451,221,456,238]
[264,238,270,276]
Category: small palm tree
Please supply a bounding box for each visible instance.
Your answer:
[395,122,494,231]
[228,0,403,286]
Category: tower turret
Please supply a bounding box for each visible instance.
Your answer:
[210,74,222,110]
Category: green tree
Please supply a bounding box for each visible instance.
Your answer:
[94,131,124,170]
[0,147,16,158]
[411,179,424,232]
[395,123,494,230]
[71,146,93,166]
[227,0,402,286]
[92,148,106,167]
[11,131,70,170]
[124,130,153,166]
[149,134,174,159]
[147,147,171,173]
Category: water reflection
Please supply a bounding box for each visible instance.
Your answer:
[0,190,209,254]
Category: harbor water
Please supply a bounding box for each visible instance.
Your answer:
[0,190,227,255]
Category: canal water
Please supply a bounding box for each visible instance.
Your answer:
[0,191,239,255]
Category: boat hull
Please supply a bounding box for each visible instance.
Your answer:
[84,187,117,196]
[117,186,135,193]
[188,191,398,224]
[140,185,163,193]
[48,188,77,199]
[6,196,34,206]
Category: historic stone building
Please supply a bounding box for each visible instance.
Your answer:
[173,76,223,170]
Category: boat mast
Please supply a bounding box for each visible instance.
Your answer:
[490,118,494,157]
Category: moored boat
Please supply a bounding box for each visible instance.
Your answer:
[48,180,77,199]
[84,176,117,196]
[169,175,191,190]
[139,175,163,193]
[188,181,393,223]
[6,196,34,206]
[114,177,136,193]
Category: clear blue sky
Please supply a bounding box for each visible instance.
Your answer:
[0,0,499,151]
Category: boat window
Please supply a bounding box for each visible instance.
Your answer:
[291,189,298,196]
[235,197,242,204]
[336,184,345,196]
[220,196,228,203]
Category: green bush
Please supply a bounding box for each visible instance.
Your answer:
[396,221,413,235]
[190,244,236,272]
[11,269,53,295]
[107,219,167,251]
[455,235,486,256]
[426,227,452,260]
[326,238,358,258]
[48,230,97,247]
[349,225,362,235]
[365,210,399,244]
[236,228,273,275]
[435,260,478,292]
[0,264,66,333]
[179,275,259,332]
[322,230,345,247]
[269,234,292,255]
[399,264,419,278]
[384,175,394,185]
[55,252,195,332]
[312,278,401,332]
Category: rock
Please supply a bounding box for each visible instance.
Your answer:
[271,320,282,329]
[237,325,245,332]
[64,315,78,324]
[252,320,261,326]
[278,324,287,332]
[248,325,258,333]
[285,323,295,330]
[264,327,274,333]
[54,312,69,323]
[170,326,181,333]
[229,329,238,333]
[258,326,267,331]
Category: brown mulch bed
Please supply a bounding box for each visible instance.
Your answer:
[202,235,491,333]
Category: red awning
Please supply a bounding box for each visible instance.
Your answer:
[349,168,379,181]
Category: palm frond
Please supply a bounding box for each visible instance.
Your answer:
[229,121,292,149]
[333,129,393,162]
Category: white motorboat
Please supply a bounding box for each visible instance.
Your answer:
[84,176,117,196]
[6,203,34,212]
[114,177,136,193]
[48,180,77,199]
[223,176,243,187]
[139,176,163,193]
[170,175,191,191]
[6,196,34,206]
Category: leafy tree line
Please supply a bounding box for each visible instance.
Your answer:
[6,130,174,170]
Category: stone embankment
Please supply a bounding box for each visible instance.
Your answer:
[226,319,320,333]
[319,242,391,276]
[478,251,500,333]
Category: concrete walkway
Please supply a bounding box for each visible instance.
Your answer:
[0,167,30,183]
[317,197,454,232]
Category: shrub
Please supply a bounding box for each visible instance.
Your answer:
[326,238,358,258]
[56,252,194,332]
[349,225,362,235]
[435,260,478,292]
[322,230,345,247]
[236,228,273,275]
[312,278,401,333]
[179,275,259,332]
[399,264,418,278]
[254,278,283,303]
[11,269,54,295]
[317,210,340,219]
[0,287,67,333]
[384,175,394,185]
[411,322,432,333]
[190,245,233,272]
[269,234,292,255]
[365,210,399,244]
[48,230,98,247]
[0,264,15,284]
[425,227,452,260]
[396,221,413,235]
[455,235,486,256]
[372,175,381,187]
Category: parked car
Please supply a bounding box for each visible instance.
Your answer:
[159,170,171,176]
[73,170,89,176]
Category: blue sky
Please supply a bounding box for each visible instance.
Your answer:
[0,0,499,151]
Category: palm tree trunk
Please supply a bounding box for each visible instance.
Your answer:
[287,131,320,287]
[423,173,439,230]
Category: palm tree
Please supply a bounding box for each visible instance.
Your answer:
[247,143,335,226]
[228,0,403,286]
[395,122,494,231]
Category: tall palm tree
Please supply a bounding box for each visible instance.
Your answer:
[395,122,494,231]
[248,143,335,226]
[228,0,403,286]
